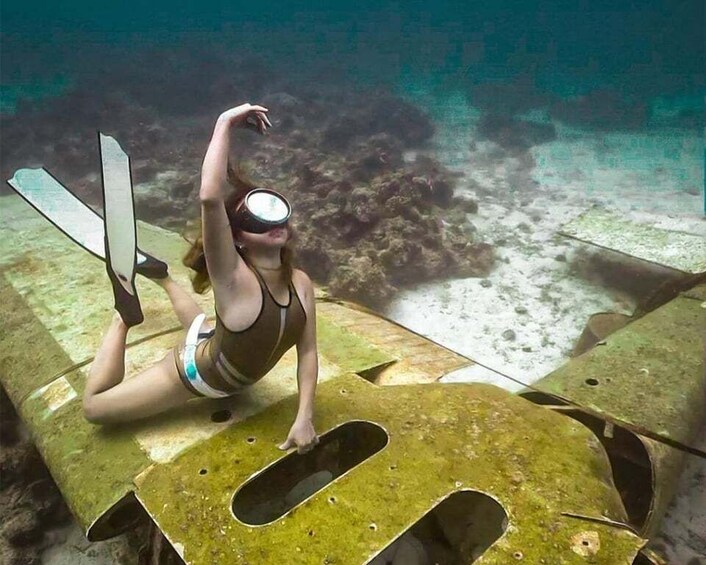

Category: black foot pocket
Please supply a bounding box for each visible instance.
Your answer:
[135,252,169,280]
[106,262,144,327]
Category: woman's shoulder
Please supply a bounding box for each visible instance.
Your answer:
[291,268,312,285]
[291,269,314,308]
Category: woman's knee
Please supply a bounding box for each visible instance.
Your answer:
[82,388,136,425]
[82,395,113,425]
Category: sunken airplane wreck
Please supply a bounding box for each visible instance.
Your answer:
[2,137,705,564]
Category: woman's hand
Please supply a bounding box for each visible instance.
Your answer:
[278,417,319,454]
[218,103,272,135]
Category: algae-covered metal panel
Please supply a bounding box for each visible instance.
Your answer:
[559,207,706,273]
[534,287,706,454]
[316,313,396,374]
[0,194,212,398]
[639,436,689,539]
[1,190,480,547]
[2,190,677,562]
[317,299,472,384]
[136,375,647,564]
[529,404,690,539]
[0,274,79,404]
[19,364,151,540]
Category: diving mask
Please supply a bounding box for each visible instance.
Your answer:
[234,189,291,234]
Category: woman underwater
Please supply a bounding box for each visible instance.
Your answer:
[82,103,320,454]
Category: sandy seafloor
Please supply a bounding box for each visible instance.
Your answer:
[36,86,706,563]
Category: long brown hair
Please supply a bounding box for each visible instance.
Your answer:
[182,162,297,294]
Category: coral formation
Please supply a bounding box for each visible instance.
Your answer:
[1,67,495,307]
[278,131,494,305]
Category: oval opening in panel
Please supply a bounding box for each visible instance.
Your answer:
[232,420,388,526]
[367,490,508,565]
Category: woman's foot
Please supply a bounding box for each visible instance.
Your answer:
[135,252,169,279]
[110,311,129,330]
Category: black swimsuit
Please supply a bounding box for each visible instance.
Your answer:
[172,266,307,397]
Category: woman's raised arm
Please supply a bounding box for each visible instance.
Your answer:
[198,105,270,296]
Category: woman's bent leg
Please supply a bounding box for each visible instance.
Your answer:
[83,313,195,424]
[83,353,195,424]
[84,313,130,400]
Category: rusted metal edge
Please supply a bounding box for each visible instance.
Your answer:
[521,400,689,543]
[542,396,706,459]
[531,291,706,458]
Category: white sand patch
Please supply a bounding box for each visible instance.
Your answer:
[40,522,135,564]
[384,187,637,387]
[386,93,703,389]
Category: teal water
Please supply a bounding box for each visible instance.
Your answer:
[1,1,703,210]
[2,0,703,110]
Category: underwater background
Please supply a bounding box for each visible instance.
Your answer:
[1,0,704,563]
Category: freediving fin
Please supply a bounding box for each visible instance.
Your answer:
[104,235,144,327]
[6,168,169,279]
[99,132,145,327]
[135,252,169,279]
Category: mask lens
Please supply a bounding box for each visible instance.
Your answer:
[236,189,291,234]
[246,191,289,223]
